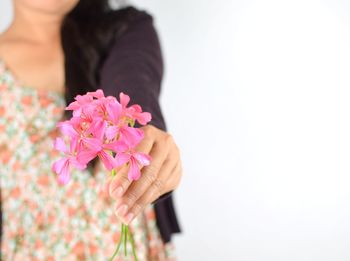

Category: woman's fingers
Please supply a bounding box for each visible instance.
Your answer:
[107,125,183,225]
[166,146,183,190]
[108,164,130,197]
[113,141,169,222]
[119,158,175,225]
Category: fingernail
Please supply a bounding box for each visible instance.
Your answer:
[112,186,123,198]
[116,204,128,217]
[124,213,134,225]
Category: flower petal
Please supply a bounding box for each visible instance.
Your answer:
[119,126,144,147]
[133,152,151,166]
[99,150,118,171]
[83,138,102,152]
[70,157,87,170]
[54,138,68,153]
[119,92,130,108]
[58,169,71,185]
[87,119,106,140]
[115,152,131,166]
[106,102,122,124]
[128,158,141,180]
[103,140,128,153]
[105,126,119,140]
[57,121,78,138]
[77,148,98,165]
[52,158,68,174]
[52,158,71,185]
[87,89,105,98]
[135,112,152,125]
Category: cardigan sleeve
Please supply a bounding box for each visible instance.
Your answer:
[99,7,172,204]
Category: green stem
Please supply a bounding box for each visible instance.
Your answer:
[124,225,128,256]
[109,169,139,260]
[128,226,139,261]
[108,223,124,261]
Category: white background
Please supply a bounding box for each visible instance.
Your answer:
[1,0,350,260]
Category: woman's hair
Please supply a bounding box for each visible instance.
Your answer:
[61,0,128,105]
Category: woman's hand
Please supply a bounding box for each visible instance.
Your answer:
[107,124,182,225]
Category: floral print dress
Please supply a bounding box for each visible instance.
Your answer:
[0,59,176,261]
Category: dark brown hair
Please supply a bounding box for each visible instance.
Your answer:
[61,0,129,105]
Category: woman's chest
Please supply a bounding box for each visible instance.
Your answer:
[0,63,66,165]
[0,40,65,94]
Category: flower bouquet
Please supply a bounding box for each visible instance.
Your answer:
[52,89,152,260]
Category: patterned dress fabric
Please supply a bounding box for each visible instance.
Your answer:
[0,59,176,261]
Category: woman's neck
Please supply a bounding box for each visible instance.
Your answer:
[4,3,63,45]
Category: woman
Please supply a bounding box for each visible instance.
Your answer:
[0,0,182,260]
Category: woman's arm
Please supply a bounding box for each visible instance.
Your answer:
[99,7,182,224]
[100,7,166,131]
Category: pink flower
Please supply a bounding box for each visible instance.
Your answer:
[114,133,151,180]
[52,138,86,185]
[77,138,127,171]
[52,89,152,184]
[65,94,93,117]
[127,104,152,125]
[57,120,86,152]
[114,149,151,181]
[105,100,144,145]
[119,92,152,125]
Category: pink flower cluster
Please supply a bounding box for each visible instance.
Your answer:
[52,89,152,185]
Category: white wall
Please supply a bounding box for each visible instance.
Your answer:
[2,0,350,260]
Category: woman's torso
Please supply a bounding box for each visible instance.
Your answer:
[0,57,175,260]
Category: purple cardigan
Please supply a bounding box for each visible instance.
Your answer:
[98,7,181,243]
